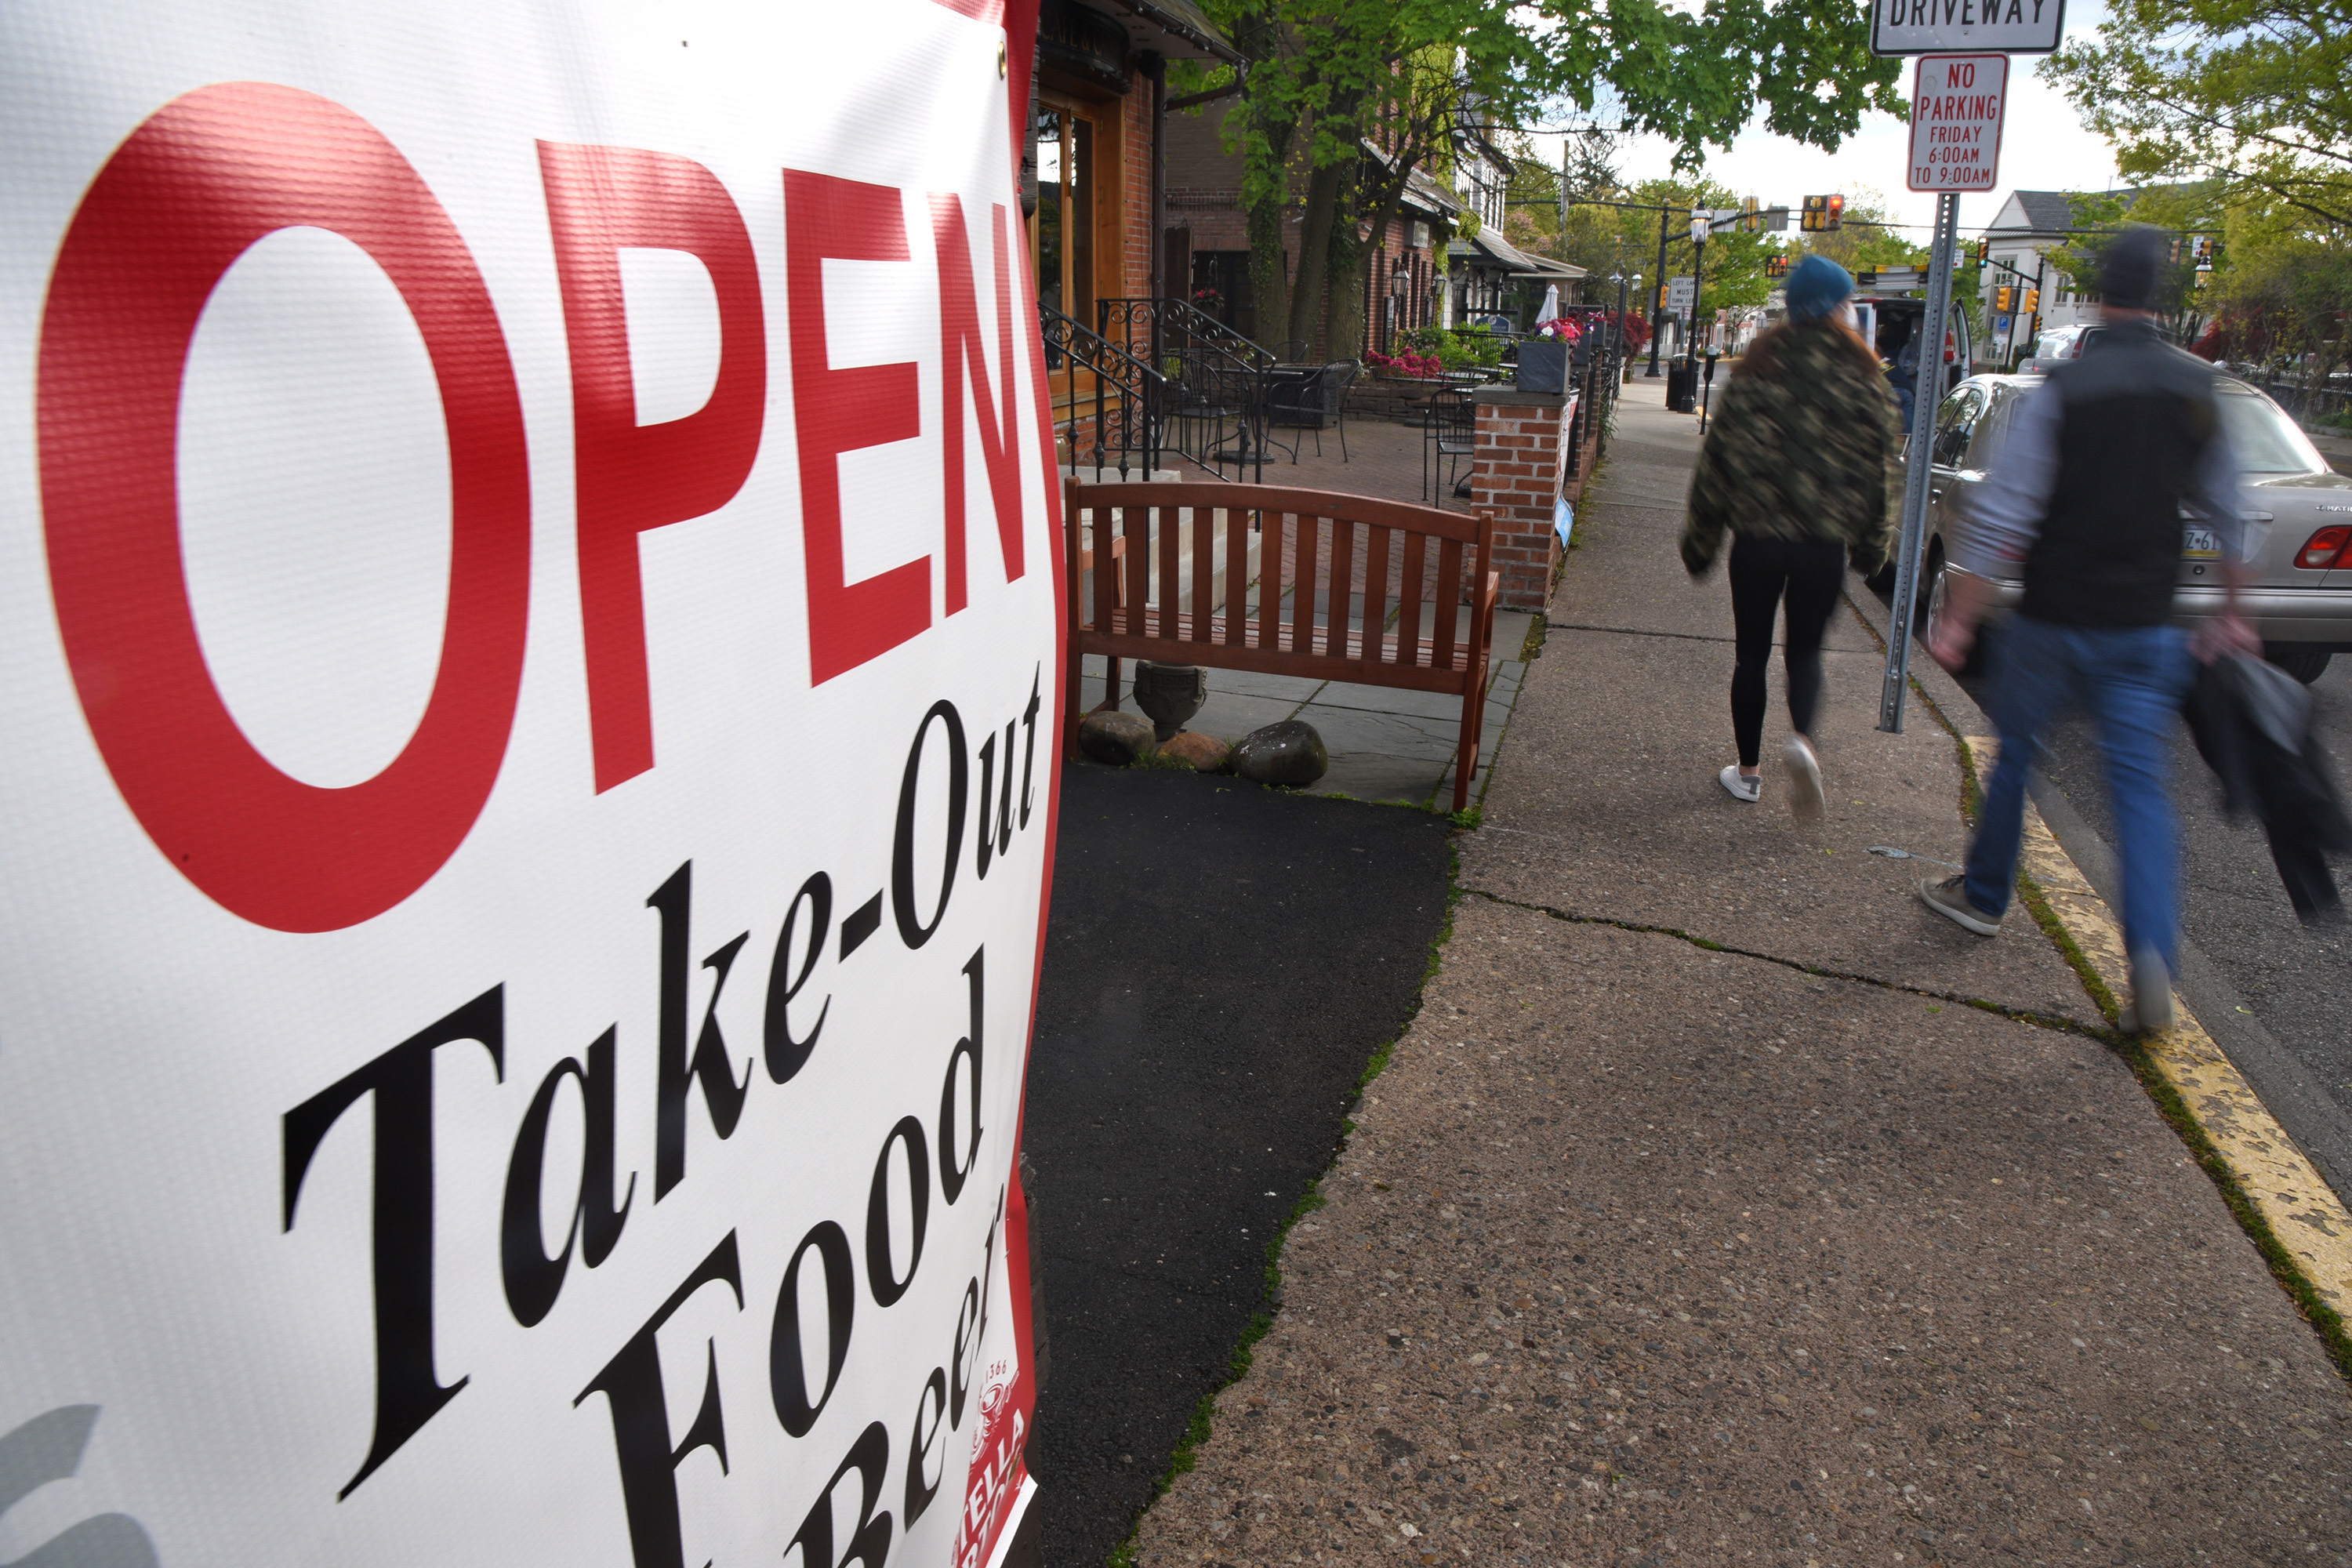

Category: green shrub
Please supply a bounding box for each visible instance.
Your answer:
[1398,325,1506,372]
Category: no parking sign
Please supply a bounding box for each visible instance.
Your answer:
[0,1,1057,1564]
[1907,53,2010,193]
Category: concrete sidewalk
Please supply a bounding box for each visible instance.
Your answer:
[1123,373,2352,1566]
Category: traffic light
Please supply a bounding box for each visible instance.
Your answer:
[1765,253,1790,279]
[1994,285,2013,312]
[1801,194,1845,232]
[1740,196,1762,234]
[2023,288,2040,314]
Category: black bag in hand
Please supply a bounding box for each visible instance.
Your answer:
[2183,654,2352,920]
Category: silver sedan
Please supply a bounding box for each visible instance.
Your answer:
[1900,372,2352,681]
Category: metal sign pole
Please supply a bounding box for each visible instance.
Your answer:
[1877,190,1961,733]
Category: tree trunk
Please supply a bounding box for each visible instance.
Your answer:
[1329,165,1404,363]
[1287,156,1349,359]
[1323,155,1367,361]
[1243,128,1294,351]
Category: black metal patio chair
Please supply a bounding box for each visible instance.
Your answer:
[1421,388,1475,504]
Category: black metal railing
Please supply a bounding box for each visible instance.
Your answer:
[1040,303,1167,479]
[1097,296,1276,481]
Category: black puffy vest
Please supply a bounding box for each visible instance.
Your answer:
[2019,321,2223,628]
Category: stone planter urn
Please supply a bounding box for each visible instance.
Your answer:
[1130,661,1207,741]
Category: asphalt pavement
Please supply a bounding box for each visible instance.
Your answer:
[1021,765,1453,1566]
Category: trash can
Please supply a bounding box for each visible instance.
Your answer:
[1666,360,1697,412]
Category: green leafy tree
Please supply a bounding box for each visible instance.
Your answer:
[1201,0,1904,358]
[2041,0,2352,230]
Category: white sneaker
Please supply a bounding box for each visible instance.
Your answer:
[1783,734,1824,821]
[1719,764,1761,803]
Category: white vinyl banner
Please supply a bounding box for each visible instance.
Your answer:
[0,1,1058,1564]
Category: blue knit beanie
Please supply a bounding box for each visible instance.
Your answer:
[1784,254,1855,322]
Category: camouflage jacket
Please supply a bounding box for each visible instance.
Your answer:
[1680,324,1905,576]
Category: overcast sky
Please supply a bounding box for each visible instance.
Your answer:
[1528,1,2125,240]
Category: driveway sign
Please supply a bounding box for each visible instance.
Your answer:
[1907,53,2009,193]
[1871,0,2063,56]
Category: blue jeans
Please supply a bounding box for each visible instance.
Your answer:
[1964,616,2197,970]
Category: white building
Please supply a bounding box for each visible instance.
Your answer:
[1977,190,2105,366]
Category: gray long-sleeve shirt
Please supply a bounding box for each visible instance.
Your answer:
[1952,376,2251,579]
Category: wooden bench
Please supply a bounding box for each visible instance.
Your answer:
[1063,477,1500,811]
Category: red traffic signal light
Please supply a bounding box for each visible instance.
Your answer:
[1802,194,1846,232]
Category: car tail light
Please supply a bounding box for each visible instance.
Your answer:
[2295,526,2352,570]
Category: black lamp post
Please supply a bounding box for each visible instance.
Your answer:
[1687,210,1711,364]
[1646,204,1671,377]
[1387,258,1410,352]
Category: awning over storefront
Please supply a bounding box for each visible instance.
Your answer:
[1092,0,1243,61]
[1447,227,1541,274]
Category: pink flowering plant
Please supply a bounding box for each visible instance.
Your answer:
[1534,316,1584,341]
[1367,347,1444,378]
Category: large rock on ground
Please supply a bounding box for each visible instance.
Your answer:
[1156,731,1231,773]
[1230,720,1328,787]
[1078,709,1156,766]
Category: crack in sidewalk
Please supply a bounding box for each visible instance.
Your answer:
[1458,884,2117,1041]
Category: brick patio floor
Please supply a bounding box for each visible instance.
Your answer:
[1171,408,1471,514]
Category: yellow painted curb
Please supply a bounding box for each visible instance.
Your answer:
[1965,735,2352,1316]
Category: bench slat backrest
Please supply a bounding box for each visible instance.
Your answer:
[1068,479,1491,682]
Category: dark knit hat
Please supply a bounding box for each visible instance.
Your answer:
[1784,254,1854,321]
[2100,226,2166,312]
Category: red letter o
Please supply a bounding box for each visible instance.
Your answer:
[38,82,531,932]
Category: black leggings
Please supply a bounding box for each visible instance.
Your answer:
[1728,534,1846,768]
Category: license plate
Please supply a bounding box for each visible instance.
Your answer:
[2183,526,2220,559]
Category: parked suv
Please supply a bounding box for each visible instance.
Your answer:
[1897,372,2352,681]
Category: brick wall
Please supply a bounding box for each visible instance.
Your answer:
[1466,375,1607,609]
[1470,390,1570,610]
[1345,374,1448,425]
[1120,86,1154,299]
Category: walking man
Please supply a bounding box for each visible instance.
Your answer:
[1918,227,2256,1032]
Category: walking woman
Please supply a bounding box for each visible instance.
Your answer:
[1679,255,1903,816]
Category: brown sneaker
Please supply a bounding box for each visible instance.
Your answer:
[1917,873,2001,936]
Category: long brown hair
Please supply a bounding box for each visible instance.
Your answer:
[1735,314,1882,382]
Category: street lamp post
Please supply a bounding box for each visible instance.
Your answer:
[1687,210,1711,363]
[1613,269,1631,370]
[1646,203,1671,377]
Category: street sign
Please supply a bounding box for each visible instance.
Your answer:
[1871,0,2063,56]
[1665,275,1696,312]
[1994,312,2013,334]
[1907,53,2009,193]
